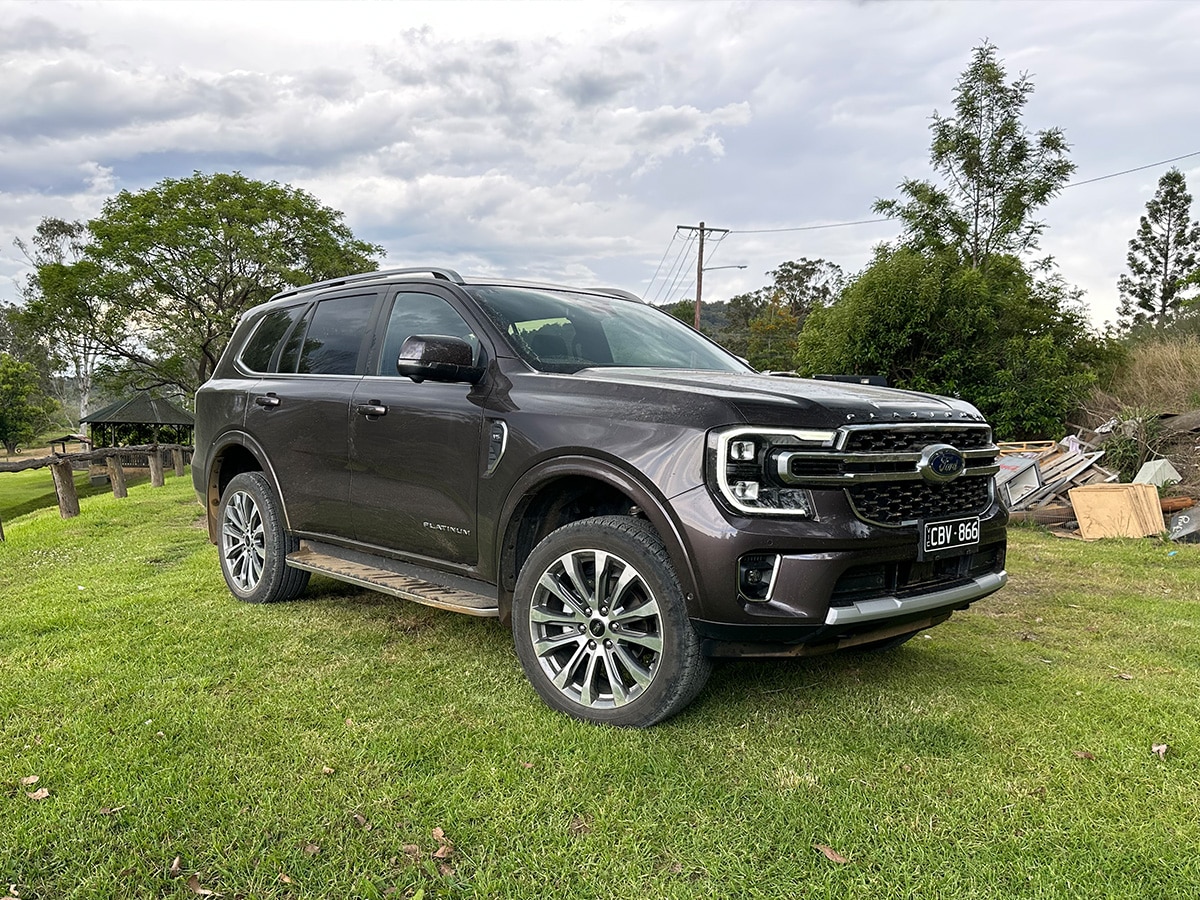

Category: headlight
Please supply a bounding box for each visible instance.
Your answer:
[710,427,835,516]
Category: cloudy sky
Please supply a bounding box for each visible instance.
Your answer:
[2,0,1198,327]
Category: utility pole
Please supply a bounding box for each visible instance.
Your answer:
[677,221,729,329]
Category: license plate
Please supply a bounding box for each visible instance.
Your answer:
[923,516,981,554]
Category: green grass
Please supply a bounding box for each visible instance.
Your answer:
[0,467,132,524]
[2,482,1199,898]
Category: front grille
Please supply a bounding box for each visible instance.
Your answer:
[844,427,991,453]
[848,475,993,525]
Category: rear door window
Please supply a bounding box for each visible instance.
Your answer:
[296,293,378,375]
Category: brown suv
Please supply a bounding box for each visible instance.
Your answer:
[193,268,1007,726]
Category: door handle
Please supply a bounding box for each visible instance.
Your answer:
[355,403,388,417]
[254,394,280,408]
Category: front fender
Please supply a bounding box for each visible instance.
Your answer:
[494,453,702,621]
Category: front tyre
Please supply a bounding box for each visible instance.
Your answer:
[512,516,711,727]
[217,472,309,604]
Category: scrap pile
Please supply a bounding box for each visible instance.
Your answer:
[995,437,1198,540]
[995,439,1118,522]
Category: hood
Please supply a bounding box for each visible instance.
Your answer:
[572,368,986,429]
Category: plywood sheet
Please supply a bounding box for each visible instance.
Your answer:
[1068,484,1165,539]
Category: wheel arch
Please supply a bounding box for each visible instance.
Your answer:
[201,431,284,542]
[494,455,700,624]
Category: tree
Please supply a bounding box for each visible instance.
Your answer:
[31,172,384,399]
[0,304,13,354]
[1117,168,1200,331]
[676,259,843,367]
[760,259,844,325]
[796,248,1115,439]
[739,259,843,371]
[795,43,1109,439]
[875,42,1075,269]
[0,353,59,455]
[746,295,800,372]
[15,218,108,421]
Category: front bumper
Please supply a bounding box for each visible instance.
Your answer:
[824,570,1007,625]
[668,482,1007,651]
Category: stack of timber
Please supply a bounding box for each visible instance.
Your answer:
[996,439,1119,523]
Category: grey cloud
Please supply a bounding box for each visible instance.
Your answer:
[287,68,362,104]
[0,59,204,139]
[558,70,645,108]
[0,16,87,53]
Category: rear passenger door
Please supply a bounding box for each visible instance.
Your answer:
[244,290,380,539]
[348,286,486,566]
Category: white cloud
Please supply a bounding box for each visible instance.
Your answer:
[0,0,1198,331]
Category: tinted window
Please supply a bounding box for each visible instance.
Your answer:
[379,292,478,375]
[277,306,312,373]
[297,294,377,375]
[467,286,749,374]
[240,306,304,373]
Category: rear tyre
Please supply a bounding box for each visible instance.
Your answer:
[217,472,309,604]
[512,516,711,727]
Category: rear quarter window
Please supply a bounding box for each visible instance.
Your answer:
[239,305,305,373]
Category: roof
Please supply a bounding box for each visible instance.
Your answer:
[81,394,195,426]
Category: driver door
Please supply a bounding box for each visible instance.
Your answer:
[348,287,487,566]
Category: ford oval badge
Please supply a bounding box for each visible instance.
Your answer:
[918,443,965,483]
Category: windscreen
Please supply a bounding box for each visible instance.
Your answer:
[466,286,752,374]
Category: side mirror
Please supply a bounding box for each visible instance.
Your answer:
[396,335,484,384]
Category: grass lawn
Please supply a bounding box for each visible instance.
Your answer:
[2,478,1199,898]
[0,467,131,525]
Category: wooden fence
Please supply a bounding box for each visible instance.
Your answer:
[0,443,193,540]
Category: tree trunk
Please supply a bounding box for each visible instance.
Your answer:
[51,460,80,519]
[106,456,128,499]
[149,450,165,488]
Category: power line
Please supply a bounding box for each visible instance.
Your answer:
[722,150,1200,235]
[1063,150,1200,188]
[643,231,678,298]
[731,218,893,235]
[676,231,731,302]
[653,230,698,305]
[648,231,690,304]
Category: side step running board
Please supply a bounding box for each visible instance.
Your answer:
[287,547,499,618]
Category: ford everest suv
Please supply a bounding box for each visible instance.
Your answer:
[193,268,1007,726]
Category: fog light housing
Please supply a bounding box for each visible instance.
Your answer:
[738,552,781,602]
[732,480,760,501]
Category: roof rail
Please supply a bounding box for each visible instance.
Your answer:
[587,287,645,303]
[271,267,465,301]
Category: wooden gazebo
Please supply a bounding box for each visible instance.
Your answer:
[80,393,195,448]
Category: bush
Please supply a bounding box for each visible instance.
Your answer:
[796,248,1117,440]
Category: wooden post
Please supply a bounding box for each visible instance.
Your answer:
[106,456,128,499]
[172,447,185,477]
[0,514,5,541]
[149,449,165,487]
[50,460,81,518]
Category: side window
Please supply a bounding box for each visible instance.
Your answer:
[240,306,304,373]
[379,292,478,376]
[277,305,313,374]
[297,294,377,375]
